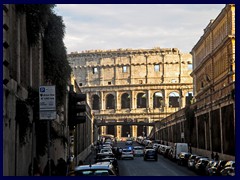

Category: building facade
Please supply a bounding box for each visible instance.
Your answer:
[191,4,235,158]
[68,47,193,139]
[3,5,70,175]
[154,4,235,161]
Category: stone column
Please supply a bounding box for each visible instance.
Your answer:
[100,91,105,112]
[129,55,133,84]
[115,91,120,111]
[131,91,135,110]
[132,125,137,138]
[99,63,103,85]
[161,52,165,83]
[145,54,149,84]
[85,67,89,86]
[117,125,122,139]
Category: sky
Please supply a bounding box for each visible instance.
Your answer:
[54,4,226,54]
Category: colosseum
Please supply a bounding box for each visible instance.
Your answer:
[68,47,193,139]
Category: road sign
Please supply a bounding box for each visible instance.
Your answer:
[39,86,56,120]
[40,111,56,120]
[39,86,56,110]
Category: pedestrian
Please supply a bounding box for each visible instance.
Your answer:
[43,159,56,176]
[56,158,67,176]
[214,152,219,161]
[28,157,42,176]
[211,152,214,160]
[78,160,83,166]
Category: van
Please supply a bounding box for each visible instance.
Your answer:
[172,143,189,160]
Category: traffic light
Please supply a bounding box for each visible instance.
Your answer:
[68,91,86,129]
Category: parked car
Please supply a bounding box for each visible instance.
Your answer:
[205,160,217,176]
[95,157,119,175]
[143,146,154,154]
[215,160,228,176]
[143,149,158,161]
[177,152,191,166]
[221,166,235,176]
[133,146,144,156]
[100,148,113,154]
[152,143,160,150]
[192,155,208,171]
[207,161,219,176]
[194,158,209,175]
[121,149,134,160]
[74,162,118,176]
[188,154,197,170]
[209,160,228,176]
[220,160,235,176]
[163,148,171,158]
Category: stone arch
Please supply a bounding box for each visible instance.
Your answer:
[153,91,164,108]
[92,94,100,110]
[168,91,180,107]
[106,94,115,109]
[137,92,147,108]
[121,93,130,109]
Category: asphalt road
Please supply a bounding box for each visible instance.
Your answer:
[117,141,198,176]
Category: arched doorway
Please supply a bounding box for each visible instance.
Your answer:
[92,94,100,110]
[106,94,115,109]
[137,93,146,108]
[121,93,130,109]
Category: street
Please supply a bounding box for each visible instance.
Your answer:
[87,141,197,176]
[117,141,197,176]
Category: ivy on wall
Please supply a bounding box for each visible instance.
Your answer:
[16,99,31,146]
[43,12,72,105]
[14,4,72,155]
[16,4,55,46]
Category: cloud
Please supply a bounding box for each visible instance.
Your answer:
[54,4,225,53]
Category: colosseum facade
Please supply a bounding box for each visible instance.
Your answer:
[68,47,193,139]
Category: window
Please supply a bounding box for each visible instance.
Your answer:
[108,82,111,85]
[122,66,127,73]
[79,83,82,86]
[154,64,160,72]
[93,67,98,74]
[188,64,193,70]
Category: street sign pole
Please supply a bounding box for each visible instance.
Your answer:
[48,120,51,176]
[39,85,56,176]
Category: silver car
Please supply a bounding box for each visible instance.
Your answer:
[133,146,144,156]
[121,149,134,159]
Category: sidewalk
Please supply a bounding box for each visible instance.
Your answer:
[83,151,96,165]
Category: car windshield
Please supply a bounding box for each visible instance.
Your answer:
[134,147,143,150]
[123,149,131,152]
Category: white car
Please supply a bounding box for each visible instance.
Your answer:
[100,148,113,154]
[121,149,134,159]
[133,146,144,156]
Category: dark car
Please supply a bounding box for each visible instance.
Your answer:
[188,154,197,169]
[144,149,158,161]
[205,160,217,176]
[209,160,228,176]
[177,152,191,166]
[95,153,115,161]
[195,158,209,175]
[220,161,235,176]
[192,155,208,171]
